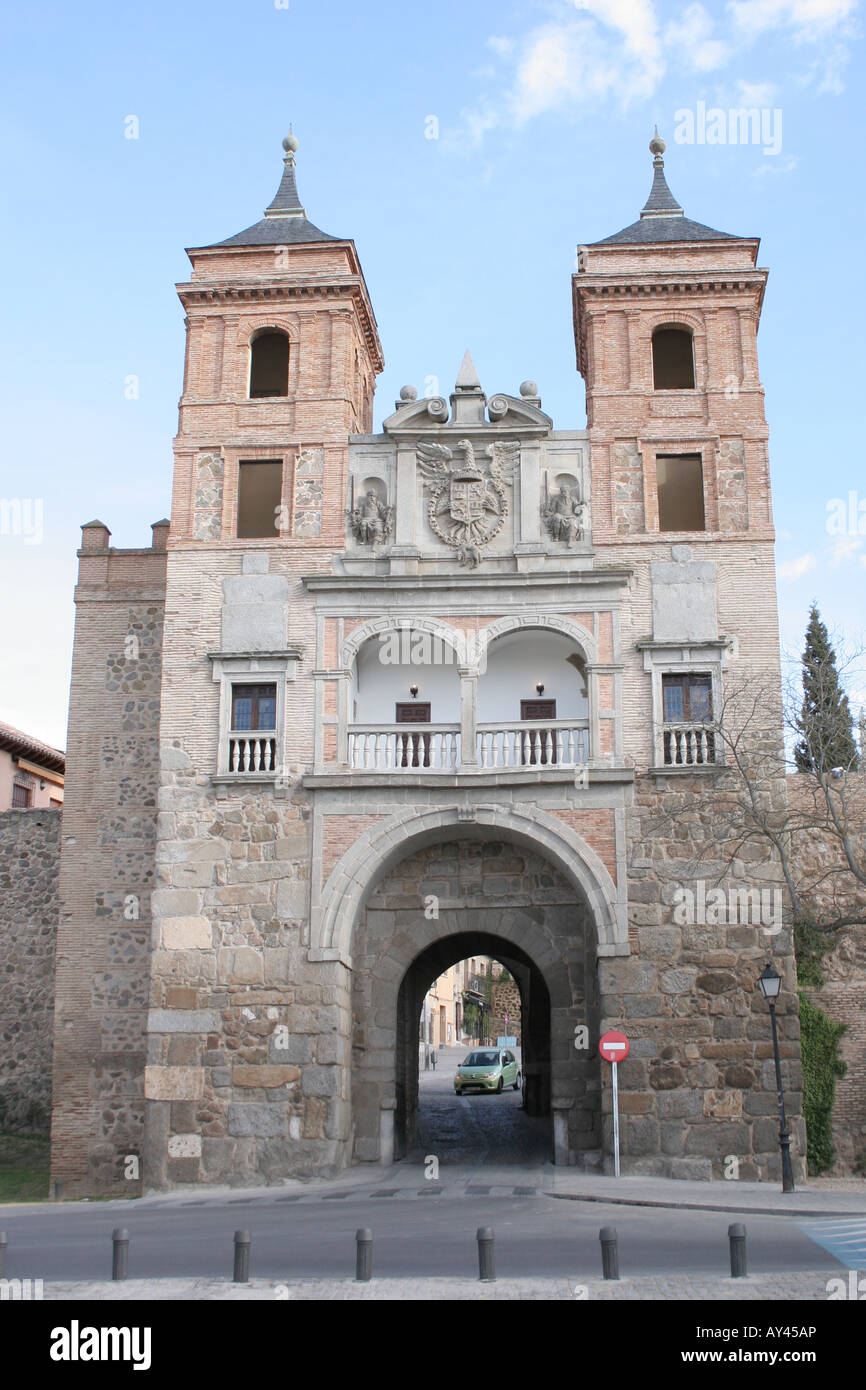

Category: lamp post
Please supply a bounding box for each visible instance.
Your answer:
[756,962,795,1193]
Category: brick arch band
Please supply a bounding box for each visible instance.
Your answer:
[309,802,627,970]
[341,611,598,672]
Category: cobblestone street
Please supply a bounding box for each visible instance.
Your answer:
[411,1045,552,1166]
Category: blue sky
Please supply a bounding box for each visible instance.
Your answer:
[1,0,864,749]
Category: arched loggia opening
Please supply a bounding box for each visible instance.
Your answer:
[395,931,552,1163]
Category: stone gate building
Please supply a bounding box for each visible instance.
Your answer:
[50,131,805,1195]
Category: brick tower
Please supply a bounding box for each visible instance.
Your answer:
[572,133,802,1180]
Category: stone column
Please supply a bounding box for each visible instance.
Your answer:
[459,669,478,767]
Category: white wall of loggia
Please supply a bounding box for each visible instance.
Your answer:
[352,629,588,725]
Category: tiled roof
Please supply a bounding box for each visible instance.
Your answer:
[592,215,741,246]
[0,720,65,773]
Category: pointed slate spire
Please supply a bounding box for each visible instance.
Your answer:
[640,128,684,220]
[265,127,306,218]
[455,349,482,391]
[589,129,742,246]
[209,127,342,247]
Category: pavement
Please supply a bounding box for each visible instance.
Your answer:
[35,1272,846,1301]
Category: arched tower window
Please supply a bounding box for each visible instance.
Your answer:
[652,326,695,390]
[249,330,289,398]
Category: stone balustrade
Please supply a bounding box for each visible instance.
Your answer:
[345,720,591,773]
[227,731,278,773]
[663,722,717,766]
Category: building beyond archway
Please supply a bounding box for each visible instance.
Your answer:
[351,837,602,1167]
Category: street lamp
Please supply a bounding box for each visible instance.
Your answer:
[756,962,795,1193]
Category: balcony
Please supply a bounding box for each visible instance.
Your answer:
[347,720,590,773]
[663,722,717,766]
[227,730,277,773]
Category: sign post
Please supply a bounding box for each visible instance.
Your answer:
[598,1031,630,1178]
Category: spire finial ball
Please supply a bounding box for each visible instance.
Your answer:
[282,128,299,154]
[649,128,665,157]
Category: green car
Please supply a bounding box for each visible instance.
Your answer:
[454,1049,520,1096]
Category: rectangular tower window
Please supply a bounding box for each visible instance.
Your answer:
[231,684,277,731]
[237,460,283,538]
[652,328,695,389]
[657,454,705,532]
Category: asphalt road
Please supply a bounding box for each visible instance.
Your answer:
[0,1048,849,1284]
[2,1188,846,1283]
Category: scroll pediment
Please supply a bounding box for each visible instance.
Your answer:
[382,390,552,436]
[382,353,552,437]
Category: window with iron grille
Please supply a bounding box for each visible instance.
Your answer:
[12,782,33,807]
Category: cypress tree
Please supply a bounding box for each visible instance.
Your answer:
[794,604,858,773]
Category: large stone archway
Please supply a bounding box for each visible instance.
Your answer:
[350,835,604,1168]
[312,801,627,965]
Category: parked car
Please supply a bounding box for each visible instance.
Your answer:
[454,1048,520,1095]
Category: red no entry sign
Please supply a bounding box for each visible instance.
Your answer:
[599,1030,630,1063]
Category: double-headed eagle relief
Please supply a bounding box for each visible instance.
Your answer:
[417,438,519,567]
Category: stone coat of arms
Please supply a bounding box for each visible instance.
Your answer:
[417,438,519,567]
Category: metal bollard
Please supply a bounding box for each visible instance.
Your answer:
[355,1228,373,1282]
[599,1226,619,1280]
[477,1226,496,1282]
[728,1222,747,1278]
[0,1232,7,1279]
[233,1229,251,1284]
[111,1228,129,1282]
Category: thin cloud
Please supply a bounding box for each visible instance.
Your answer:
[448,0,858,147]
[829,536,864,567]
[779,553,818,580]
[727,0,858,42]
[665,4,733,71]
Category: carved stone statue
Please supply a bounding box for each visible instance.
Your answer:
[349,490,394,547]
[543,484,588,547]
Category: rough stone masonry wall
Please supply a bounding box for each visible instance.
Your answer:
[490,979,522,1043]
[141,771,352,1191]
[142,538,354,1190]
[612,769,805,1183]
[0,808,60,1132]
[51,532,166,1197]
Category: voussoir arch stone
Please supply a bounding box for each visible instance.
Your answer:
[312,801,623,967]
